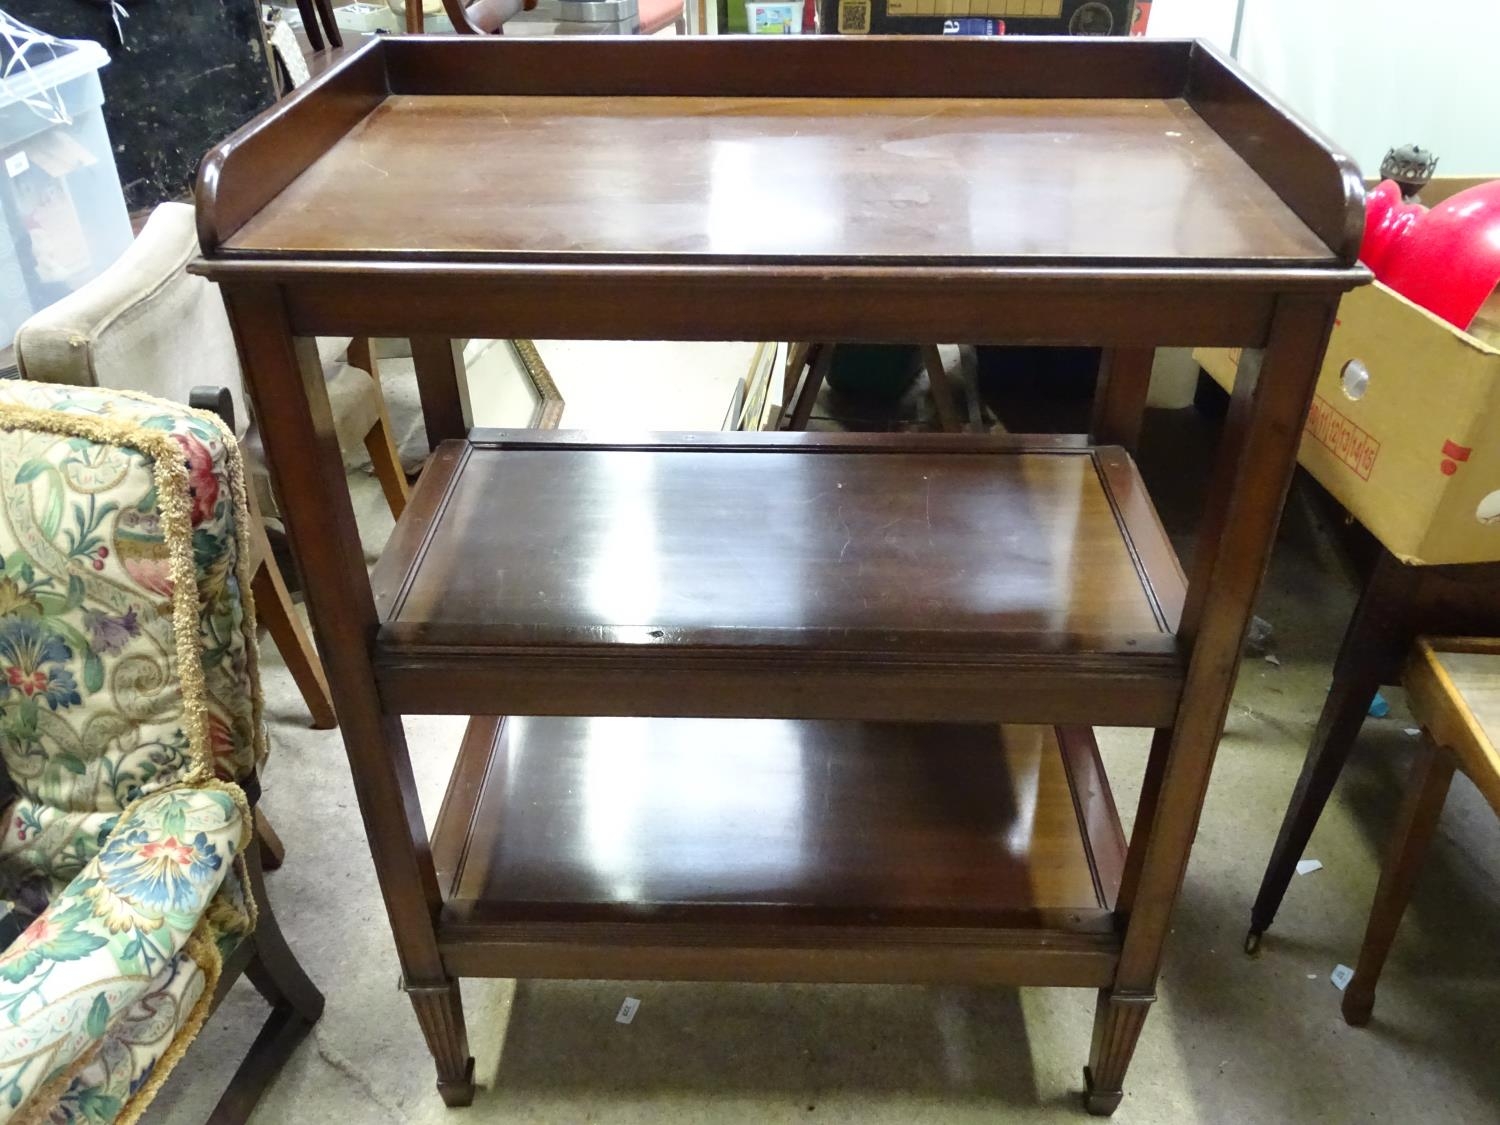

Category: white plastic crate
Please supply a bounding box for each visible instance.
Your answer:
[0,34,132,348]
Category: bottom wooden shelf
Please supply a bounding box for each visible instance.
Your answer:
[431,716,1127,987]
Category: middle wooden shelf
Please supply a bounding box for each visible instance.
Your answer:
[370,430,1186,726]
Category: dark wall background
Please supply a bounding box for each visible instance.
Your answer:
[7,0,276,210]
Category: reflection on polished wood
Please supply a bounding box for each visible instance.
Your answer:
[444,718,1102,913]
[370,431,1187,724]
[430,716,1125,984]
[379,433,1175,644]
[228,94,1330,267]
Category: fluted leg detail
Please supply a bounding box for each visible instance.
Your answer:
[1083,989,1155,1115]
[404,977,476,1106]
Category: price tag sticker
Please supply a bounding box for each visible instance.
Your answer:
[615,997,640,1024]
[5,151,29,178]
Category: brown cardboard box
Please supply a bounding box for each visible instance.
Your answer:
[1196,279,1500,566]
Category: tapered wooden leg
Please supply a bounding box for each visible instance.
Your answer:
[349,337,411,518]
[405,979,476,1106]
[224,286,456,1106]
[1247,549,1418,951]
[1102,297,1339,1107]
[1342,736,1454,1027]
[1084,990,1155,1115]
[251,554,337,730]
[920,345,962,433]
[364,419,410,518]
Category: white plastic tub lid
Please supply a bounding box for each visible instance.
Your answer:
[0,36,110,112]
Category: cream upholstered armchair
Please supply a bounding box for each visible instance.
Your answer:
[0,380,320,1124]
[14,201,410,731]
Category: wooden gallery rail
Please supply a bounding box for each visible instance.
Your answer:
[193,35,1369,1115]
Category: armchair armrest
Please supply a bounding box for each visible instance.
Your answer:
[0,786,246,1117]
[13,203,251,438]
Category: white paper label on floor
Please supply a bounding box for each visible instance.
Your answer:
[616,997,640,1024]
[1295,858,1323,876]
[4,152,28,178]
[1330,964,1354,991]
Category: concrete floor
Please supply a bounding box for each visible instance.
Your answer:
[145,382,1500,1124]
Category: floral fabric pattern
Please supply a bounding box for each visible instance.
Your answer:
[52,949,207,1125]
[0,382,263,893]
[0,787,243,1116]
[0,384,262,1124]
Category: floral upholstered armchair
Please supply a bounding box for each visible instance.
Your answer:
[0,381,322,1124]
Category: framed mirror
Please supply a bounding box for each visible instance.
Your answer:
[460,338,565,430]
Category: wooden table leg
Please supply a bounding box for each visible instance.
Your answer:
[1245,548,1419,951]
[1342,734,1454,1027]
[1090,347,1154,453]
[1086,297,1338,1115]
[410,336,470,450]
[224,286,475,1105]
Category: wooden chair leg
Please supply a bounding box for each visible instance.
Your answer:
[364,420,410,519]
[348,337,411,519]
[783,342,813,406]
[208,814,325,1125]
[1342,735,1454,1027]
[251,553,338,731]
[312,0,343,46]
[920,345,962,433]
[1246,549,1419,951]
[782,343,833,432]
[294,0,325,50]
[256,809,288,872]
[1090,347,1154,453]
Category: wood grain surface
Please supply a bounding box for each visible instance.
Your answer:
[378,436,1176,647]
[1406,638,1500,815]
[439,717,1109,916]
[225,93,1333,266]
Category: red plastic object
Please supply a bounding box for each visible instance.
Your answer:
[1362,178,1500,331]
